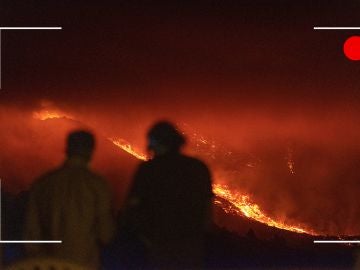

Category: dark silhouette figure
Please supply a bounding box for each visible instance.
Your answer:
[24,131,115,268]
[123,121,213,269]
[2,191,28,265]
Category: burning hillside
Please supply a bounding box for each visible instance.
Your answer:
[31,107,316,235]
[3,102,360,236]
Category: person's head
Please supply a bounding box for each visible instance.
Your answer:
[147,121,186,156]
[66,130,95,162]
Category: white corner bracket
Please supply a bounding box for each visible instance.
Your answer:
[0,178,62,244]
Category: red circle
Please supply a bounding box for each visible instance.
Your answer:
[344,36,360,61]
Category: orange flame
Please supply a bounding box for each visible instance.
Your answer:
[108,137,315,235]
[33,109,316,235]
[213,183,315,234]
[109,137,147,161]
[32,109,72,121]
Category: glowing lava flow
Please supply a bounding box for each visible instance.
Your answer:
[33,109,315,235]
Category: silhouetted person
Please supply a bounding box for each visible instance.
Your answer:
[24,130,115,268]
[123,121,213,269]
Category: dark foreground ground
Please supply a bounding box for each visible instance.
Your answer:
[2,191,358,269]
[100,225,357,269]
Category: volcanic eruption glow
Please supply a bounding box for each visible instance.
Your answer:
[31,108,315,235]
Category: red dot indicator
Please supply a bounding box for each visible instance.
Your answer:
[343,36,360,61]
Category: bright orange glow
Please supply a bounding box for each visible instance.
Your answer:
[213,183,315,235]
[32,109,72,120]
[286,147,295,174]
[109,134,315,235]
[33,109,315,235]
[109,137,148,161]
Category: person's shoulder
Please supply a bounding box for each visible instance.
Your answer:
[134,160,154,176]
[181,154,205,164]
[181,155,209,170]
[30,166,62,190]
[38,166,63,182]
[137,160,153,170]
